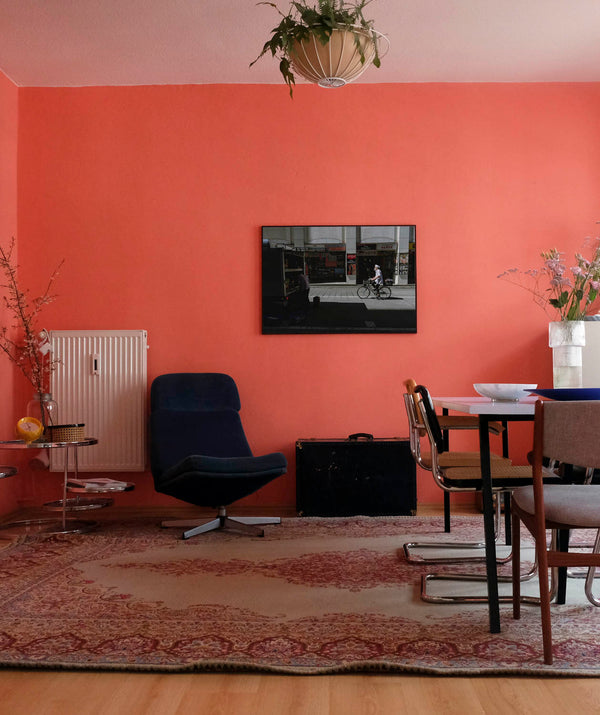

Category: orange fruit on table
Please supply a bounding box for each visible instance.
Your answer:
[15,416,44,443]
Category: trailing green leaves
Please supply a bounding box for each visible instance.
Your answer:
[250,0,384,97]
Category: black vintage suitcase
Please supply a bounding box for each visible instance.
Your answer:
[295,434,416,517]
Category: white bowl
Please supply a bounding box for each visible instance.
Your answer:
[473,383,538,402]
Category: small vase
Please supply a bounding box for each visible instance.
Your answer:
[548,321,585,388]
[26,392,58,435]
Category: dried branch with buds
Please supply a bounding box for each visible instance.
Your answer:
[0,238,63,395]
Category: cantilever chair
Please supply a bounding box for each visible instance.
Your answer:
[150,373,288,539]
[512,399,600,665]
[406,384,544,604]
[404,378,505,532]
[403,383,512,563]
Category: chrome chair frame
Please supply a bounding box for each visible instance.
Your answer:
[405,386,540,604]
[403,378,505,533]
[403,391,509,565]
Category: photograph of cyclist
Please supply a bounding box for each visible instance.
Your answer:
[371,264,383,297]
[262,224,416,333]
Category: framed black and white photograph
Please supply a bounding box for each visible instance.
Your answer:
[261,225,416,334]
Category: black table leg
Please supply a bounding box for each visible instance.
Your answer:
[501,420,511,545]
[479,415,501,633]
[501,420,509,459]
[556,528,570,604]
[442,408,450,451]
[442,408,451,533]
[503,491,512,546]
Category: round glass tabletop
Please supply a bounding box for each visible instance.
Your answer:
[0,438,98,449]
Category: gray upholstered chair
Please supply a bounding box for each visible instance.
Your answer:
[512,399,600,664]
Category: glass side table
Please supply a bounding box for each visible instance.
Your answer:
[46,477,135,511]
[0,438,99,534]
[0,466,17,480]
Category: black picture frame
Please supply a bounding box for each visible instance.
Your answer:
[261,225,416,334]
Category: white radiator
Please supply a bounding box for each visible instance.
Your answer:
[49,330,148,472]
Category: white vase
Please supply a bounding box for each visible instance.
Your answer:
[548,321,585,388]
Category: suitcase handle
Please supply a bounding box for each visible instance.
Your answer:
[348,433,374,441]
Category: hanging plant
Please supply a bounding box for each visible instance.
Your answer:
[250,0,387,97]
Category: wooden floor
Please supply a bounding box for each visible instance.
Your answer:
[0,505,599,715]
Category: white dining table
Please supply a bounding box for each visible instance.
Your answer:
[432,396,537,633]
[433,396,537,417]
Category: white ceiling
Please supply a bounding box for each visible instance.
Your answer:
[1,0,600,88]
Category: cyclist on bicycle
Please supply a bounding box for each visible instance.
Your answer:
[371,264,383,297]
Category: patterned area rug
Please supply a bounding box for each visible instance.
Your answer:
[0,515,598,675]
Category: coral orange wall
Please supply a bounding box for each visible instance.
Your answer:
[11,82,600,511]
[0,72,21,513]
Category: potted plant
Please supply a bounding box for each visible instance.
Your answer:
[498,238,600,387]
[251,0,387,96]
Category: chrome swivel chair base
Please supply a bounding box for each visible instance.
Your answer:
[162,507,281,540]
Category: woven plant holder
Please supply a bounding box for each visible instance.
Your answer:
[47,424,85,442]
